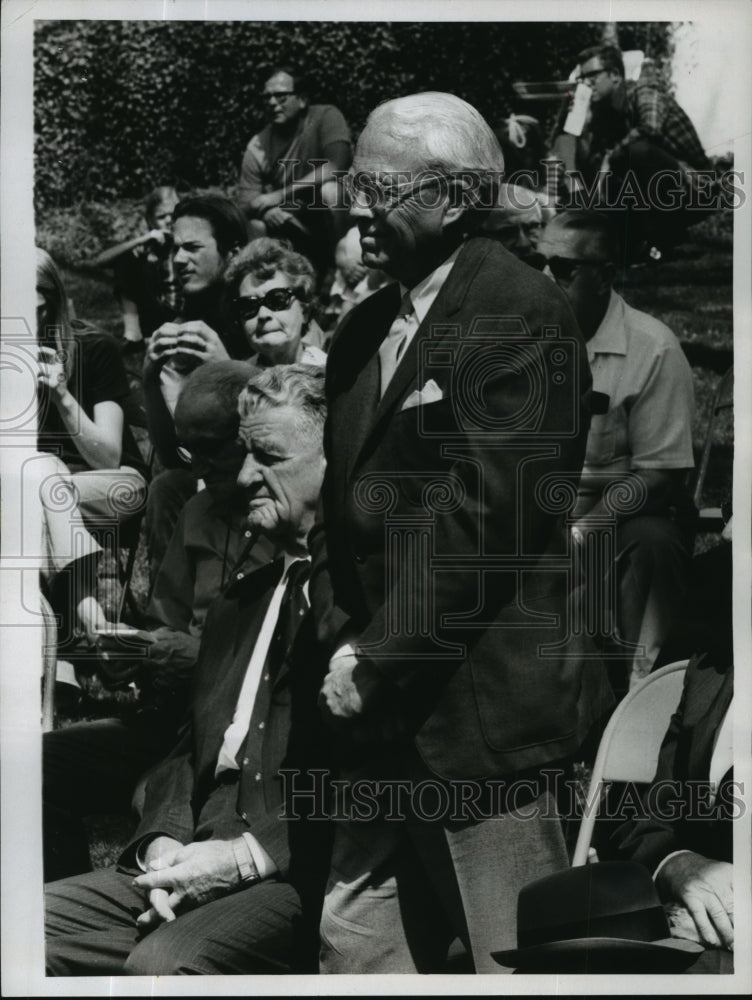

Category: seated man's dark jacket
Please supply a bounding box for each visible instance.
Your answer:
[118,558,333,895]
[611,653,734,870]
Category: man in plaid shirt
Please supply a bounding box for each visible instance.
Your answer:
[576,43,713,258]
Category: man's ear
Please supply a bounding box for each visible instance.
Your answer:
[441,175,477,229]
[600,262,617,291]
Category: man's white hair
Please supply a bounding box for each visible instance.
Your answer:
[365,92,504,177]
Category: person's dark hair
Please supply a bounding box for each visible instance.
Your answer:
[542,210,619,262]
[265,65,310,100]
[144,186,178,224]
[224,237,317,304]
[172,194,249,257]
[174,360,254,445]
[577,43,625,79]
[238,363,326,444]
[494,115,547,187]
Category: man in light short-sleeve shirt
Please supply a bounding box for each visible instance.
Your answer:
[538,210,695,695]
[238,66,352,270]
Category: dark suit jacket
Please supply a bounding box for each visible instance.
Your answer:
[120,558,332,887]
[611,653,734,871]
[310,236,613,781]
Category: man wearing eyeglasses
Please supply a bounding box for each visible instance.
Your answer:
[238,66,352,271]
[574,43,711,258]
[537,210,695,697]
[310,92,609,973]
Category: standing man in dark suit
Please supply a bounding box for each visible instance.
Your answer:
[311,92,612,973]
[45,365,330,976]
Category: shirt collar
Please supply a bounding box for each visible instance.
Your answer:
[399,245,463,326]
[587,290,628,360]
[282,551,311,577]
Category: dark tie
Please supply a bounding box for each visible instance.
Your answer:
[267,559,311,681]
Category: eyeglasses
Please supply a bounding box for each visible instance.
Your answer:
[344,171,449,215]
[262,91,296,103]
[527,255,608,281]
[233,287,300,321]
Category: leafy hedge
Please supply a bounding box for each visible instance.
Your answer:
[34,19,670,208]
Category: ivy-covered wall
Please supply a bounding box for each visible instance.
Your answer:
[34,19,670,208]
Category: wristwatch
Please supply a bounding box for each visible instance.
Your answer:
[232,837,261,885]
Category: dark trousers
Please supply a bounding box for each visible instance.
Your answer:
[606,139,714,256]
[43,717,174,882]
[607,515,693,697]
[45,866,302,975]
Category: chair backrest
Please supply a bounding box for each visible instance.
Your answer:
[572,660,688,866]
[693,366,733,515]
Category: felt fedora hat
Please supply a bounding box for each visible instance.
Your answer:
[492,861,704,973]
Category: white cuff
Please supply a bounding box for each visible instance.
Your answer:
[331,642,355,662]
[653,849,693,881]
[241,832,277,880]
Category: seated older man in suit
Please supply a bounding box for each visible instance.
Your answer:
[45,365,330,976]
[611,653,734,973]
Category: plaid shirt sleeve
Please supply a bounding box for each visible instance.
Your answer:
[612,82,709,169]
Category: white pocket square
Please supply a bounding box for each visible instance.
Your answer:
[401,379,443,411]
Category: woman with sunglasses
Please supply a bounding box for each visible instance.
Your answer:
[34,248,149,649]
[224,238,327,368]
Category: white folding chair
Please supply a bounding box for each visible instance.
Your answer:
[572,660,689,866]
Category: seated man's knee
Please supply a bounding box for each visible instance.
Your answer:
[124,931,191,976]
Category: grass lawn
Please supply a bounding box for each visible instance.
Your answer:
[53,206,734,869]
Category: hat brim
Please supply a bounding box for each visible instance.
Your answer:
[492,936,704,973]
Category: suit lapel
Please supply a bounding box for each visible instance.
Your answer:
[354,239,489,468]
[332,282,400,480]
[687,661,733,782]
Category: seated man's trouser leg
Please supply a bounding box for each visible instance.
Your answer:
[607,138,709,252]
[611,514,692,692]
[43,718,173,882]
[320,772,568,974]
[46,867,301,975]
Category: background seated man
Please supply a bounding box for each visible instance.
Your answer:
[481,182,544,265]
[43,362,272,882]
[574,43,713,258]
[45,365,331,976]
[91,186,181,353]
[537,210,695,696]
[610,653,734,973]
[143,193,249,586]
[237,66,352,275]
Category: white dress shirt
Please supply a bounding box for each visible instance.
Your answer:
[216,554,310,878]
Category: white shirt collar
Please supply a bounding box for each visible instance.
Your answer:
[399,244,463,326]
[587,290,628,360]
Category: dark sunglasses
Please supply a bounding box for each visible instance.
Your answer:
[233,287,301,322]
[526,254,608,281]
